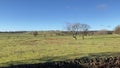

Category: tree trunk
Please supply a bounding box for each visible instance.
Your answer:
[82,34,84,40]
[73,34,77,40]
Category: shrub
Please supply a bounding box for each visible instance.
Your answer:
[94,29,108,35]
[33,31,38,37]
[114,25,120,34]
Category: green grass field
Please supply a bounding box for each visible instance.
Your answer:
[0,33,120,67]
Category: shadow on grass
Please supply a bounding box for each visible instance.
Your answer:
[2,52,120,68]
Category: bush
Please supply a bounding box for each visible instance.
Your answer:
[33,31,38,37]
[94,29,108,35]
[114,25,120,34]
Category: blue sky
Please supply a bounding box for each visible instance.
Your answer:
[0,0,120,31]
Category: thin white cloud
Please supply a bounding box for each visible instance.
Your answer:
[96,4,108,10]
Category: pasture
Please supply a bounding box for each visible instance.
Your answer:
[0,33,120,67]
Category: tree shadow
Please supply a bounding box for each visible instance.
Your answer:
[2,52,120,68]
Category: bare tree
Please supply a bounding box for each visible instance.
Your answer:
[80,24,90,40]
[66,23,90,40]
[114,25,120,34]
[66,23,81,40]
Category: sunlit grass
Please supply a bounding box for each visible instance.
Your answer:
[0,33,120,67]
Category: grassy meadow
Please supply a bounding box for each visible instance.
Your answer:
[0,33,120,67]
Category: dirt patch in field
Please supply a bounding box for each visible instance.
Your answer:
[46,38,70,41]
[44,38,69,44]
[20,40,40,45]
[45,41,64,44]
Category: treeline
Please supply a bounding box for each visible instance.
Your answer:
[0,31,27,33]
[0,24,120,37]
[0,24,120,38]
[0,30,112,34]
[0,30,114,36]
